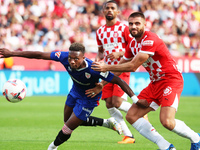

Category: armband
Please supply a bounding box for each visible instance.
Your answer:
[131,95,139,104]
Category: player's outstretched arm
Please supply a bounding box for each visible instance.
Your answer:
[110,75,149,108]
[0,48,51,60]
[92,52,149,73]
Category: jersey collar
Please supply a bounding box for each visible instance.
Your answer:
[76,59,88,71]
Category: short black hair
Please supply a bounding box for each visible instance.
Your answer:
[69,42,85,54]
[103,0,118,9]
[129,12,145,20]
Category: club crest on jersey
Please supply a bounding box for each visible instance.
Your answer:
[113,32,118,38]
[55,52,61,58]
[142,40,154,46]
[163,86,172,96]
[85,72,91,79]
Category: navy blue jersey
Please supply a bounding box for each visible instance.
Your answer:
[50,51,114,107]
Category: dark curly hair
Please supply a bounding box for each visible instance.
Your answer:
[69,42,85,54]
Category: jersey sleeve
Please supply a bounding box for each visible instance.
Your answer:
[50,51,68,61]
[92,70,114,83]
[140,38,156,56]
[96,30,102,47]
[99,71,114,82]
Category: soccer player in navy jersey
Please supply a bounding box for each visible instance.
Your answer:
[0,42,148,150]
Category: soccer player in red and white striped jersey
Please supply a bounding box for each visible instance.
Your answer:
[92,12,200,150]
[95,0,136,144]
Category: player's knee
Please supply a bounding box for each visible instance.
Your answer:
[160,118,174,130]
[126,113,135,124]
[112,101,121,108]
[62,124,73,135]
[106,101,113,108]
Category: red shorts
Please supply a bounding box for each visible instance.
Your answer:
[138,78,183,110]
[101,72,130,100]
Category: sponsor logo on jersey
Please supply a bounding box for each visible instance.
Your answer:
[85,72,91,79]
[55,52,61,58]
[142,40,154,46]
[163,86,172,96]
[103,43,116,50]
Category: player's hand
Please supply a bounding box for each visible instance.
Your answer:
[85,82,103,98]
[91,61,108,72]
[107,52,121,60]
[136,99,149,108]
[0,48,12,58]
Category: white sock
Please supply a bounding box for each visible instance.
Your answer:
[118,101,132,113]
[47,141,57,150]
[172,119,199,143]
[108,107,133,137]
[132,118,170,149]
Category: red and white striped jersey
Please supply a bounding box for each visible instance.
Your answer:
[124,31,182,82]
[96,21,133,65]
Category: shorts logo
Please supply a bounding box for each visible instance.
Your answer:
[85,72,91,79]
[142,40,154,46]
[55,52,61,58]
[82,107,92,113]
[163,86,172,96]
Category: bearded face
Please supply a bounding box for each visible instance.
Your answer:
[105,14,114,21]
[130,27,144,38]
[128,17,146,39]
[103,2,119,21]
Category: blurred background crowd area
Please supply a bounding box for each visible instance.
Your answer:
[0,0,200,58]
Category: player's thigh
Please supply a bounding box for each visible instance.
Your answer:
[64,104,73,122]
[65,112,83,130]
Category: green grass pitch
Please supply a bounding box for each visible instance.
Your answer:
[0,96,199,150]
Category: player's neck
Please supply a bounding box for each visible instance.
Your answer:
[106,19,117,27]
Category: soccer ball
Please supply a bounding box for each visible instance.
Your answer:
[2,79,26,103]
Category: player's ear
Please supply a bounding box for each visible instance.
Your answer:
[116,9,120,15]
[102,8,106,15]
[142,18,146,26]
[144,20,147,27]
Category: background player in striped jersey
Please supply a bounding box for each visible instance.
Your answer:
[94,0,136,144]
[92,12,200,150]
[0,42,148,150]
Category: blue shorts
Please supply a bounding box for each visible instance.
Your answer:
[66,94,95,121]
